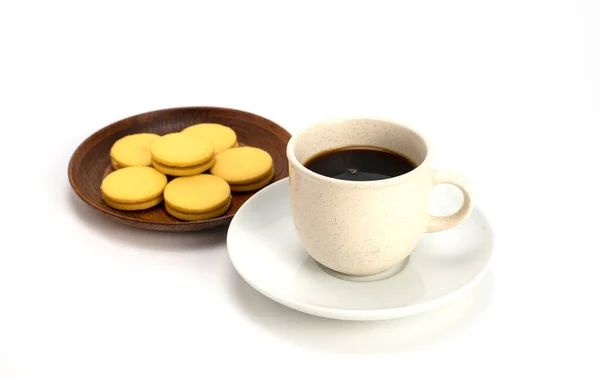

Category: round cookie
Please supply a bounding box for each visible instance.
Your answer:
[110,133,160,168]
[163,174,231,214]
[152,157,216,177]
[182,123,238,154]
[102,195,164,211]
[150,132,214,167]
[210,146,273,185]
[165,197,232,221]
[101,166,167,204]
[230,166,275,192]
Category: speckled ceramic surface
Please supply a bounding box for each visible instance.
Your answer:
[226,178,494,321]
[286,118,474,276]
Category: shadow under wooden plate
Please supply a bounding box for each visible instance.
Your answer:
[68,106,291,232]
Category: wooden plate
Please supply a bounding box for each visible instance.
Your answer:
[68,106,291,232]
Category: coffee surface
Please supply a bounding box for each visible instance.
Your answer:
[304,146,417,181]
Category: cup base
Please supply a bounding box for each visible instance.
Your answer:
[316,256,410,282]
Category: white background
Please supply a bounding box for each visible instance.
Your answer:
[1,0,599,378]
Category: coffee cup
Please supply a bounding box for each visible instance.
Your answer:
[286,118,474,277]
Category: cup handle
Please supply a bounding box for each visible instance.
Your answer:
[426,169,474,233]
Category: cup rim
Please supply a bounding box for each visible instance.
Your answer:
[286,117,432,187]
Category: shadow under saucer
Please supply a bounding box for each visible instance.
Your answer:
[227,263,493,354]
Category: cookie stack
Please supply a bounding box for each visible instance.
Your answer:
[100,166,168,211]
[110,133,160,170]
[210,146,275,192]
[100,122,274,221]
[150,133,216,176]
[181,123,238,153]
[163,174,232,221]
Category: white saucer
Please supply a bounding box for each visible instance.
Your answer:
[227,178,494,321]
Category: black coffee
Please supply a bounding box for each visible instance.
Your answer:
[304,146,417,181]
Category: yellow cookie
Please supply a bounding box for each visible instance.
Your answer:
[152,158,216,177]
[101,166,167,204]
[182,123,238,154]
[102,195,164,211]
[230,166,275,192]
[150,132,214,167]
[165,197,232,221]
[163,174,231,214]
[210,146,273,185]
[110,133,160,168]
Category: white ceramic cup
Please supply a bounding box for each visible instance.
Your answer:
[287,118,474,277]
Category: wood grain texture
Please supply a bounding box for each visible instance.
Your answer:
[68,106,291,232]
